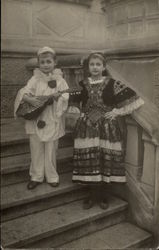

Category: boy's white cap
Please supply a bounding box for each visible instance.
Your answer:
[37,46,55,56]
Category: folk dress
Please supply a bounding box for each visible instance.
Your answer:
[72,76,144,184]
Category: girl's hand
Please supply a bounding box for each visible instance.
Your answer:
[104,111,117,121]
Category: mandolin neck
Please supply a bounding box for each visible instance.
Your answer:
[55,87,81,95]
[42,87,81,99]
[59,89,70,94]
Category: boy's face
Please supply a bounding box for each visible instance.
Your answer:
[38,53,55,74]
[88,57,105,78]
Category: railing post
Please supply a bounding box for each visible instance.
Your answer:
[154,145,159,244]
[125,117,143,180]
[154,146,159,207]
[140,132,156,204]
[141,132,156,187]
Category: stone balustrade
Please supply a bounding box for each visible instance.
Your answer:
[1,51,159,242]
[125,116,159,243]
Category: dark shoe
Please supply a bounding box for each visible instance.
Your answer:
[83,198,94,209]
[99,198,109,210]
[27,181,41,190]
[49,182,59,187]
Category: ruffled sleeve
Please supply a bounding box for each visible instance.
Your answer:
[112,80,144,116]
[55,78,69,118]
[14,76,36,117]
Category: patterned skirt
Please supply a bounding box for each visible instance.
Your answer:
[72,115,126,184]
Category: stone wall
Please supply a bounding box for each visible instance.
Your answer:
[108,57,159,108]
[1,55,32,117]
[1,0,106,53]
[2,0,159,53]
[1,0,159,118]
[102,0,159,53]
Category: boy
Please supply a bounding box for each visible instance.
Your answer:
[14,47,69,189]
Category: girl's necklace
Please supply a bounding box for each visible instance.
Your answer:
[88,77,105,85]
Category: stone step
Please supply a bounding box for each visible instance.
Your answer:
[1,173,87,222]
[1,147,73,174]
[1,118,73,146]
[1,119,74,157]
[1,118,27,145]
[1,196,128,248]
[1,132,73,158]
[60,222,153,249]
[1,147,74,186]
[1,118,30,158]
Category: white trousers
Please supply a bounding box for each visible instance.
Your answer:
[29,134,59,183]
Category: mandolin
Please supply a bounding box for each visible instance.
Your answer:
[16,87,81,120]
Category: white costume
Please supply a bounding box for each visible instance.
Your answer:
[14,68,69,183]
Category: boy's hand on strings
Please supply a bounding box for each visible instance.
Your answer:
[104,111,117,121]
[28,96,44,107]
[23,95,44,108]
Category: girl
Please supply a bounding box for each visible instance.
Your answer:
[14,47,69,189]
[72,52,144,209]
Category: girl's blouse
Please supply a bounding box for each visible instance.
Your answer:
[73,76,144,115]
[14,68,69,141]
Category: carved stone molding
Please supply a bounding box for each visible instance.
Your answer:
[52,0,93,7]
[101,0,125,11]
[101,0,110,11]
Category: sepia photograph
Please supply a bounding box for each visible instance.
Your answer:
[1,0,159,249]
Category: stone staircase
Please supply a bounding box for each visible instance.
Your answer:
[1,119,153,248]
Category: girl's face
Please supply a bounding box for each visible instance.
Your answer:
[88,57,105,78]
[38,53,55,74]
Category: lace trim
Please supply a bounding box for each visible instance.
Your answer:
[88,77,105,85]
[116,95,139,108]
[114,80,126,95]
[72,175,126,183]
[74,137,122,150]
[112,97,144,116]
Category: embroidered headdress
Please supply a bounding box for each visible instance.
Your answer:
[87,52,106,66]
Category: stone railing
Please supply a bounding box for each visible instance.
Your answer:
[104,62,159,244]
[124,115,159,244]
[26,54,159,244]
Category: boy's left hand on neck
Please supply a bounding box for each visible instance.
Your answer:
[52,92,61,101]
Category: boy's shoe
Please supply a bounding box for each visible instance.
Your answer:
[49,182,59,187]
[27,181,41,190]
[83,197,94,209]
[99,198,109,210]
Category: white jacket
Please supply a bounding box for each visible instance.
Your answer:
[14,68,69,142]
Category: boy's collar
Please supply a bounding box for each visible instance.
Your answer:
[34,68,53,78]
[33,68,62,82]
